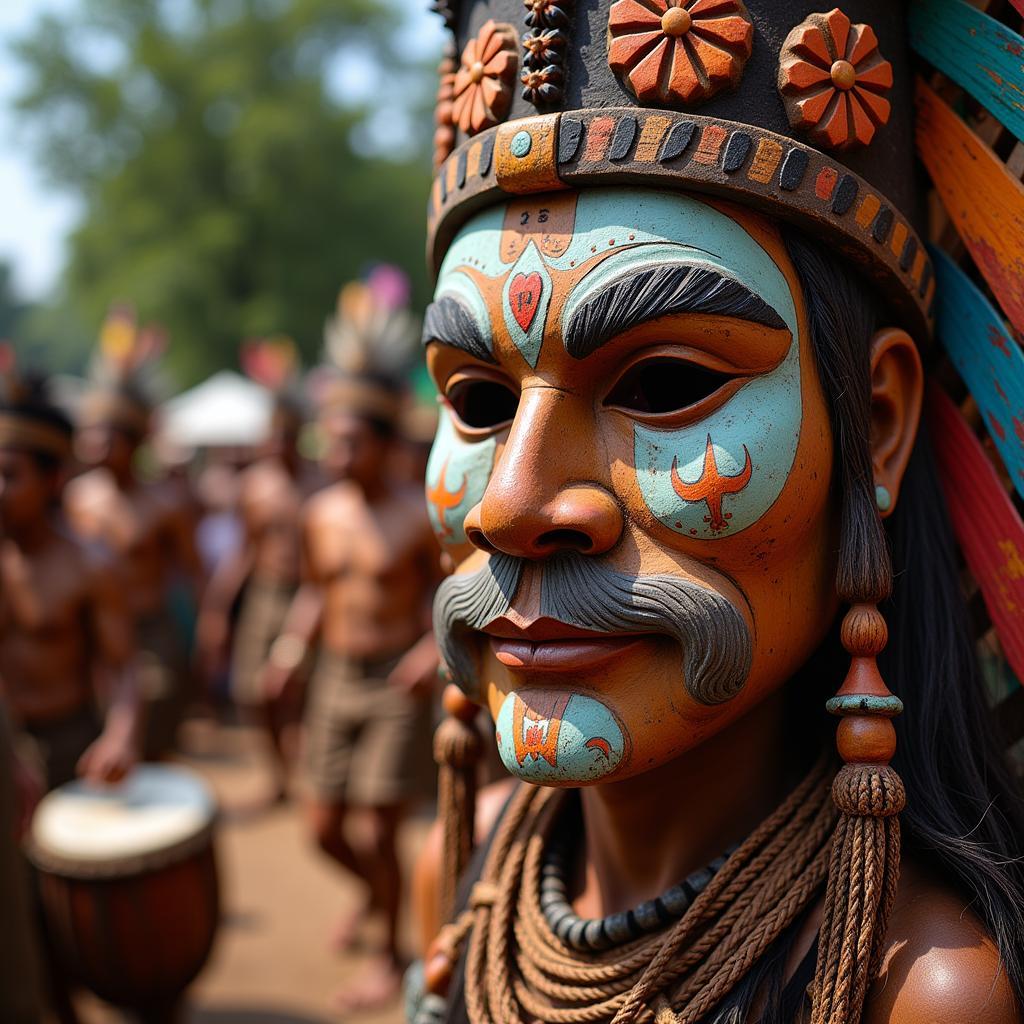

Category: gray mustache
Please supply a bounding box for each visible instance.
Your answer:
[433,552,752,706]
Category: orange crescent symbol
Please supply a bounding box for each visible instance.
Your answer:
[427,455,468,539]
[670,434,752,533]
[585,737,612,760]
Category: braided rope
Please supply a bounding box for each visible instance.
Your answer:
[450,760,838,1024]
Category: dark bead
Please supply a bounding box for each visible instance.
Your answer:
[687,865,714,893]
[547,904,575,932]
[553,912,577,942]
[566,918,591,950]
[603,911,633,945]
[540,889,568,912]
[584,918,612,951]
[660,884,691,917]
[633,900,661,932]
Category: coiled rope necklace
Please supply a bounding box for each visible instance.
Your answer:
[428,756,837,1024]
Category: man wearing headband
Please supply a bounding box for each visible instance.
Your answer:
[264,274,441,1010]
[65,308,204,757]
[0,374,140,790]
[407,2,1024,1023]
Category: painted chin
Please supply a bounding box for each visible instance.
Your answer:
[494,689,626,784]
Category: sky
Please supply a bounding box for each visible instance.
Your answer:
[0,1,445,302]
[0,1,80,300]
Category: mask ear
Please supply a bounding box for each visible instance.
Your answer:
[868,328,923,518]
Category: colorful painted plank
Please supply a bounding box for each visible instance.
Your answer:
[929,386,1024,684]
[931,247,1024,500]
[916,79,1024,335]
[909,0,1024,144]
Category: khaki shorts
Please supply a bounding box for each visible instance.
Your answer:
[231,580,297,706]
[137,611,189,758]
[303,649,434,806]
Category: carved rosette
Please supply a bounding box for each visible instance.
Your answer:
[778,8,893,151]
[524,1,573,108]
[607,0,753,109]
[434,46,458,169]
[452,20,520,136]
[521,1,573,110]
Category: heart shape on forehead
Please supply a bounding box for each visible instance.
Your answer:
[509,272,543,332]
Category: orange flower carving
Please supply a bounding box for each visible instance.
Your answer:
[451,20,519,136]
[434,52,457,169]
[607,0,753,108]
[778,9,893,151]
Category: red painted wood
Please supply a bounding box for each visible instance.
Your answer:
[916,79,1024,336]
[928,385,1024,682]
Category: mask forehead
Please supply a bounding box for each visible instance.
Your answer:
[434,189,799,357]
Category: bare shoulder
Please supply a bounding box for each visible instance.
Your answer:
[303,480,355,523]
[865,861,1021,1024]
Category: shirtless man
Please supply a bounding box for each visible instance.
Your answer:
[198,396,315,800]
[265,378,440,1010]
[65,379,203,758]
[0,379,139,791]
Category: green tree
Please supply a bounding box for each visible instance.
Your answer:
[12,0,437,385]
[0,262,28,341]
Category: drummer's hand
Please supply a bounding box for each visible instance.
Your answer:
[386,636,439,699]
[78,728,137,785]
[11,752,42,841]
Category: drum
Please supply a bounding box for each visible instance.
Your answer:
[28,764,219,1018]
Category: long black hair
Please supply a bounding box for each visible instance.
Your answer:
[710,229,1024,1022]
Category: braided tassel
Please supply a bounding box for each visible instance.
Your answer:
[433,673,483,926]
[811,603,905,1024]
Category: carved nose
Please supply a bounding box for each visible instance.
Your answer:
[465,484,623,559]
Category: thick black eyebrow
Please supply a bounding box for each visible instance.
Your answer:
[563,264,788,360]
[421,295,495,363]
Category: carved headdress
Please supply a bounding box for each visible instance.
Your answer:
[319,265,420,427]
[421,2,1024,1023]
[81,304,166,439]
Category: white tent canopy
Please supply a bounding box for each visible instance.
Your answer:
[157,370,272,449]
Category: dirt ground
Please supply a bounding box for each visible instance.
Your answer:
[73,719,432,1024]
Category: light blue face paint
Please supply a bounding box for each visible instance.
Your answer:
[424,406,496,546]
[494,689,625,783]
[553,190,801,541]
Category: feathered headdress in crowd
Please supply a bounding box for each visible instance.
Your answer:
[240,333,307,432]
[81,304,167,438]
[320,265,419,426]
[0,343,73,462]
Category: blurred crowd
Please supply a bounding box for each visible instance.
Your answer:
[0,268,463,1022]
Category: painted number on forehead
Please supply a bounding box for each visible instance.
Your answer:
[500,196,578,264]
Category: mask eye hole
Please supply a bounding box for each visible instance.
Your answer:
[446,378,519,431]
[604,357,735,416]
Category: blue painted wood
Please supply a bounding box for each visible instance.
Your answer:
[909,0,1024,144]
[931,246,1024,500]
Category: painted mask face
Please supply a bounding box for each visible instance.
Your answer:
[425,188,838,786]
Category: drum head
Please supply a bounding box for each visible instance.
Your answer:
[30,764,216,877]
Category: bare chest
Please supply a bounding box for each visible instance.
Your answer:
[0,546,86,635]
[309,499,423,586]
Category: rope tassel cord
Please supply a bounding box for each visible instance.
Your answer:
[811,603,907,1024]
